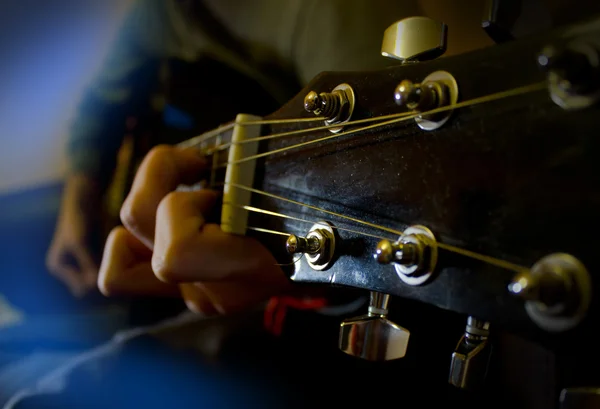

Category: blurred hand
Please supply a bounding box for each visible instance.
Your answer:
[98,145,291,315]
[46,174,102,297]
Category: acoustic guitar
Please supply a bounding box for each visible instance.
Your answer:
[176,14,600,407]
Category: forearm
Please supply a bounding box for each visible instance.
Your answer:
[58,173,103,224]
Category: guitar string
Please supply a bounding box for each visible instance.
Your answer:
[225,182,530,274]
[176,81,545,154]
[204,112,417,154]
[210,182,525,272]
[223,202,393,241]
[177,117,327,149]
[176,82,546,274]
[240,211,527,272]
[217,82,547,167]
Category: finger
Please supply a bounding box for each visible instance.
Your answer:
[120,145,207,249]
[98,226,180,297]
[151,189,286,285]
[46,245,87,297]
[153,221,285,285]
[72,245,99,290]
[152,189,217,280]
[195,281,286,315]
[179,283,219,315]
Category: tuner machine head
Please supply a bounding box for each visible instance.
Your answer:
[538,40,600,110]
[449,316,491,390]
[394,70,459,131]
[339,292,410,361]
[375,225,438,286]
[382,16,447,63]
[303,83,355,133]
[508,253,591,332]
[286,221,337,271]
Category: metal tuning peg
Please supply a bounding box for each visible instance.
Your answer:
[374,225,438,286]
[381,16,447,63]
[339,292,410,361]
[304,83,355,133]
[382,17,457,131]
[393,70,459,131]
[449,316,491,390]
[286,221,336,271]
[537,40,600,110]
[508,253,591,332]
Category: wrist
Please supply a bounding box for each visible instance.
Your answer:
[63,173,103,213]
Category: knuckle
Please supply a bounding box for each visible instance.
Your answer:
[119,198,141,232]
[145,145,173,167]
[151,252,175,283]
[105,226,128,254]
[97,276,114,297]
[158,190,186,215]
[151,237,187,283]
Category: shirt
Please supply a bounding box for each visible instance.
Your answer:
[66,0,421,186]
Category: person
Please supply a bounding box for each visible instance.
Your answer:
[45,0,495,300]
[29,0,590,407]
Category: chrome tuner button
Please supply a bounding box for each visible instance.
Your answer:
[339,291,410,361]
[286,221,336,271]
[508,253,591,332]
[538,40,600,110]
[303,83,355,133]
[449,316,491,390]
[374,225,438,286]
[381,16,447,63]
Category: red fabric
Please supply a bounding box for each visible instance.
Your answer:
[264,296,328,336]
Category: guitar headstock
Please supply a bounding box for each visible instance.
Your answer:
[190,14,600,392]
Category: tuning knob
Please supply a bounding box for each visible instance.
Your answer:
[374,225,438,286]
[303,83,355,132]
[339,292,410,361]
[508,253,591,332]
[381,16,447,63]
[394,79,445,113]
[449,316,491,390]
[538,40,600,110]
[392,70,459,131]
[286,221,337,271]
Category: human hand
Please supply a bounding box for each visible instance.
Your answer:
[98,145,291,315]
[46,174,102,297]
